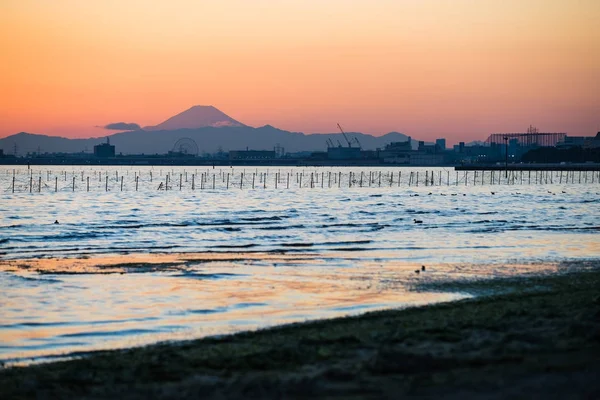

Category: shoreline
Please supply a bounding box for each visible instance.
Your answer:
[1,263,599,398]
[3,160,600,170]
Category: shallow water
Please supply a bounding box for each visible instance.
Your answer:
[0,166,599,364]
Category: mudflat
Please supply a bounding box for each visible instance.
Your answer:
[1,267,599,399]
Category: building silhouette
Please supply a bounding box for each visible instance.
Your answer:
[94,138,115,157]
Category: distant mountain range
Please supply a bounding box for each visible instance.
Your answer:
[0,106,415,156]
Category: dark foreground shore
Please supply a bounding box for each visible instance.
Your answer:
[2,268,599,399]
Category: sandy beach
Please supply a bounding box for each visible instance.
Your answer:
[1,258,599,399]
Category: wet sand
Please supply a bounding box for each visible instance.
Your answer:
[1,258,599,399]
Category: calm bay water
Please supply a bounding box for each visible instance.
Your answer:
[1,166,599,364]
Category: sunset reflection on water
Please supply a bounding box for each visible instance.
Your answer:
[0,251,592,365]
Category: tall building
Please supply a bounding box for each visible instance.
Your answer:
[435,138,446,151]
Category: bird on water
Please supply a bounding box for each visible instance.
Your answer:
[413,219,423,224]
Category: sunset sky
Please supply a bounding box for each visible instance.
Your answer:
[1,0,598,143]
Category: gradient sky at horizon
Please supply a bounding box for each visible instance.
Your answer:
[1,0,599,143]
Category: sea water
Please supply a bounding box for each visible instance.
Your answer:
[0,166,598,364]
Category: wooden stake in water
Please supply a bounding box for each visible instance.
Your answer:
[87,176,89,192]
[136,176,139,191]
[120,176,123,191]
[38,176,41,193]
[72,176,75,192]
[55,176,58,192]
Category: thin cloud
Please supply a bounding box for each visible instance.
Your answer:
[104,122,141,131]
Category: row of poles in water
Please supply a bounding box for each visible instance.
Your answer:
[4,168,600,193]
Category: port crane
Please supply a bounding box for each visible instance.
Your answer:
[337,123,353,148]
[337,123,362,149]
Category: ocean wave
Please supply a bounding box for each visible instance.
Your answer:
[172,272,244,280]
[210,243,259,249]
[58,328,158,338]
[0,224,23,229]
[239,216,287,222]
[257,224,305,231]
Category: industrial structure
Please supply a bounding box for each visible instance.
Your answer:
[485,126,566,148]
[325,124,362,160]
[93,138,115,157]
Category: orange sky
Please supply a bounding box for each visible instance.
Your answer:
[1,0,599,143]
